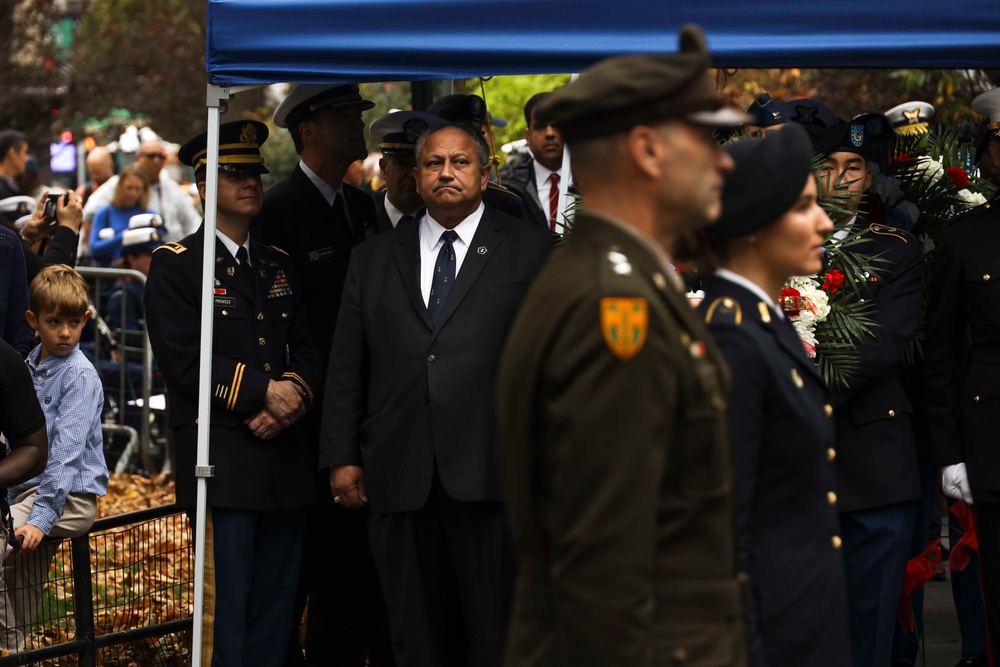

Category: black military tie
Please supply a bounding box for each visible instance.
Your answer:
[235,245,255,291]
[427,230,458,326]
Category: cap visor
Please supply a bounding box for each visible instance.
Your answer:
[687,108,755,127]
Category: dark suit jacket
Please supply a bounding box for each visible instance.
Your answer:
[700,275,849,667]
[319,206,552,514]
[832,221,923,512]
[925,199,1000,499]
[497,212,748,667]
[144,227,320,510]
[501,157,577,229]
[252,165,379,373]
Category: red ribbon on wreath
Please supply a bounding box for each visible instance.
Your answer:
[897,538,943,632]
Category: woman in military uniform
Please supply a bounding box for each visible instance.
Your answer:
[681,124,850,666]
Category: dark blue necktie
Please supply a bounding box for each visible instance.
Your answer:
[428,230,458,326]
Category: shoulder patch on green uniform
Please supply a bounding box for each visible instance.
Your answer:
[153,242,188,255]
[704,297,742,326]
[600,297,648,362]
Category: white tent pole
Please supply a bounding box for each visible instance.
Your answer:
[191,87,223,667]
[192,83,274,667]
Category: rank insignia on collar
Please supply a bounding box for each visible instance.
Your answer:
[226,267,235,276]
[600,298,648,362]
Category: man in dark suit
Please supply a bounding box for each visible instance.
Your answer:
[0,130,29,201]
[499,92,575,231]
[368,110,440,232]
[251,84,392,666]
[807,110,923,667]
[145,120,320,666]
[496,25,752,667]
[320,123,552,667]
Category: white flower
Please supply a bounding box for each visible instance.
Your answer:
[918,157,944,185]
[782,276,831,356]
[871,173,903,207]
[957,189,988,206]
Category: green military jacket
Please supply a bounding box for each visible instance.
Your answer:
[497,211,749,667]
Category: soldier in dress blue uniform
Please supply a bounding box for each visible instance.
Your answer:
[683,123,849,667]
[145,120,320,667]
[925,86,1000,667]
[794,106,924,667]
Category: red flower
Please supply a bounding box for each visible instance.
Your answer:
[946,166,970,190]
[821,269,845,295]
[896,152,918,164]
[780,287,802,317]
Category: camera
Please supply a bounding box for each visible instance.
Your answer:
[42,192,68,222]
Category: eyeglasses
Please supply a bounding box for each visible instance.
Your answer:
[139,153,166,160]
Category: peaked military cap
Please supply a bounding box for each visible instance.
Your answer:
[884,101,934,136]
[122,213,163,256]
[178,120,270,177]
[972,87,1000,163]
[710,122,814,238]
[274,84,376,129]
[369,111,442,155]
[534,25,750,143]
[427,94,488,125]
[748,93,787,128]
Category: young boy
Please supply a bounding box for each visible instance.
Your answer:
[0,264,108,651]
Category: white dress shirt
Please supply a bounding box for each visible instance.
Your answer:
[383,195,410,228]
[532,161,574,225]
[419,203,484,306]
[215,230,252,264]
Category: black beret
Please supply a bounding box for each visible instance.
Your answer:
[178,120,269,177]
[782,98,840,144]
[710,122,814,238]
[534,25,749,143]
[815,112,894,160]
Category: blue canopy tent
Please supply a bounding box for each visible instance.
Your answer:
[189,2,1000,660]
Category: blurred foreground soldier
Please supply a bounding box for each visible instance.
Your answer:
[145,120,320,667]
[321,123,551,666]
[926,86,1000,665]
[369,110,440,231]
[427,94,529,221]
[496,24,751,667]
[686,125,848,666]
[252,83,393,667]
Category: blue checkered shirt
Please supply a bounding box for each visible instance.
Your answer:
[10,345,108,534]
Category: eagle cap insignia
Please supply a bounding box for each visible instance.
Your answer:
[794,105,818,124]
[404,119,429,143]
[902,108,921,124]
[240,123,257,145]
[600,298,648,362]
[850,123,864,147]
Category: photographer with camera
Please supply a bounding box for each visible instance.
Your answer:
[15,190,84,280]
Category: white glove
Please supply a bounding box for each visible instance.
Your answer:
[942,463,974,505]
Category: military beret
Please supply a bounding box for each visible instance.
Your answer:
[815,112,894,160]
[274,84,376,129]
[709,122,814,238]
[534,25,750,143]
[782,99,841,143]
[427,94,488,125]
[178,120,269,177]
[747,93,787,128]
[884,101,934,136]
[369,111,442,155]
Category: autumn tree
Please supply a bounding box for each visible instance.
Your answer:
[67,0,207,143]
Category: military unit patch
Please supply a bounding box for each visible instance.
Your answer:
[268,269,293,299]
[600,298,648,362]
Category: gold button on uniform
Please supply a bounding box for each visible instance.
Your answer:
[984,274,991,282]
[258,337,266,346]
[827,448,836,462]
[827,491,837,505]
[282,312,288,318]
[824,404,833,417]
[221,310,228,316]
[974,395,981,402]
[257,312,264,320]
[888,409,895,417]
[832,535,842,550]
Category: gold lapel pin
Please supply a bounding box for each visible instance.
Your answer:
[226,267,235,276]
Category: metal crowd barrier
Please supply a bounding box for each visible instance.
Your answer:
[0,506,192,666]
